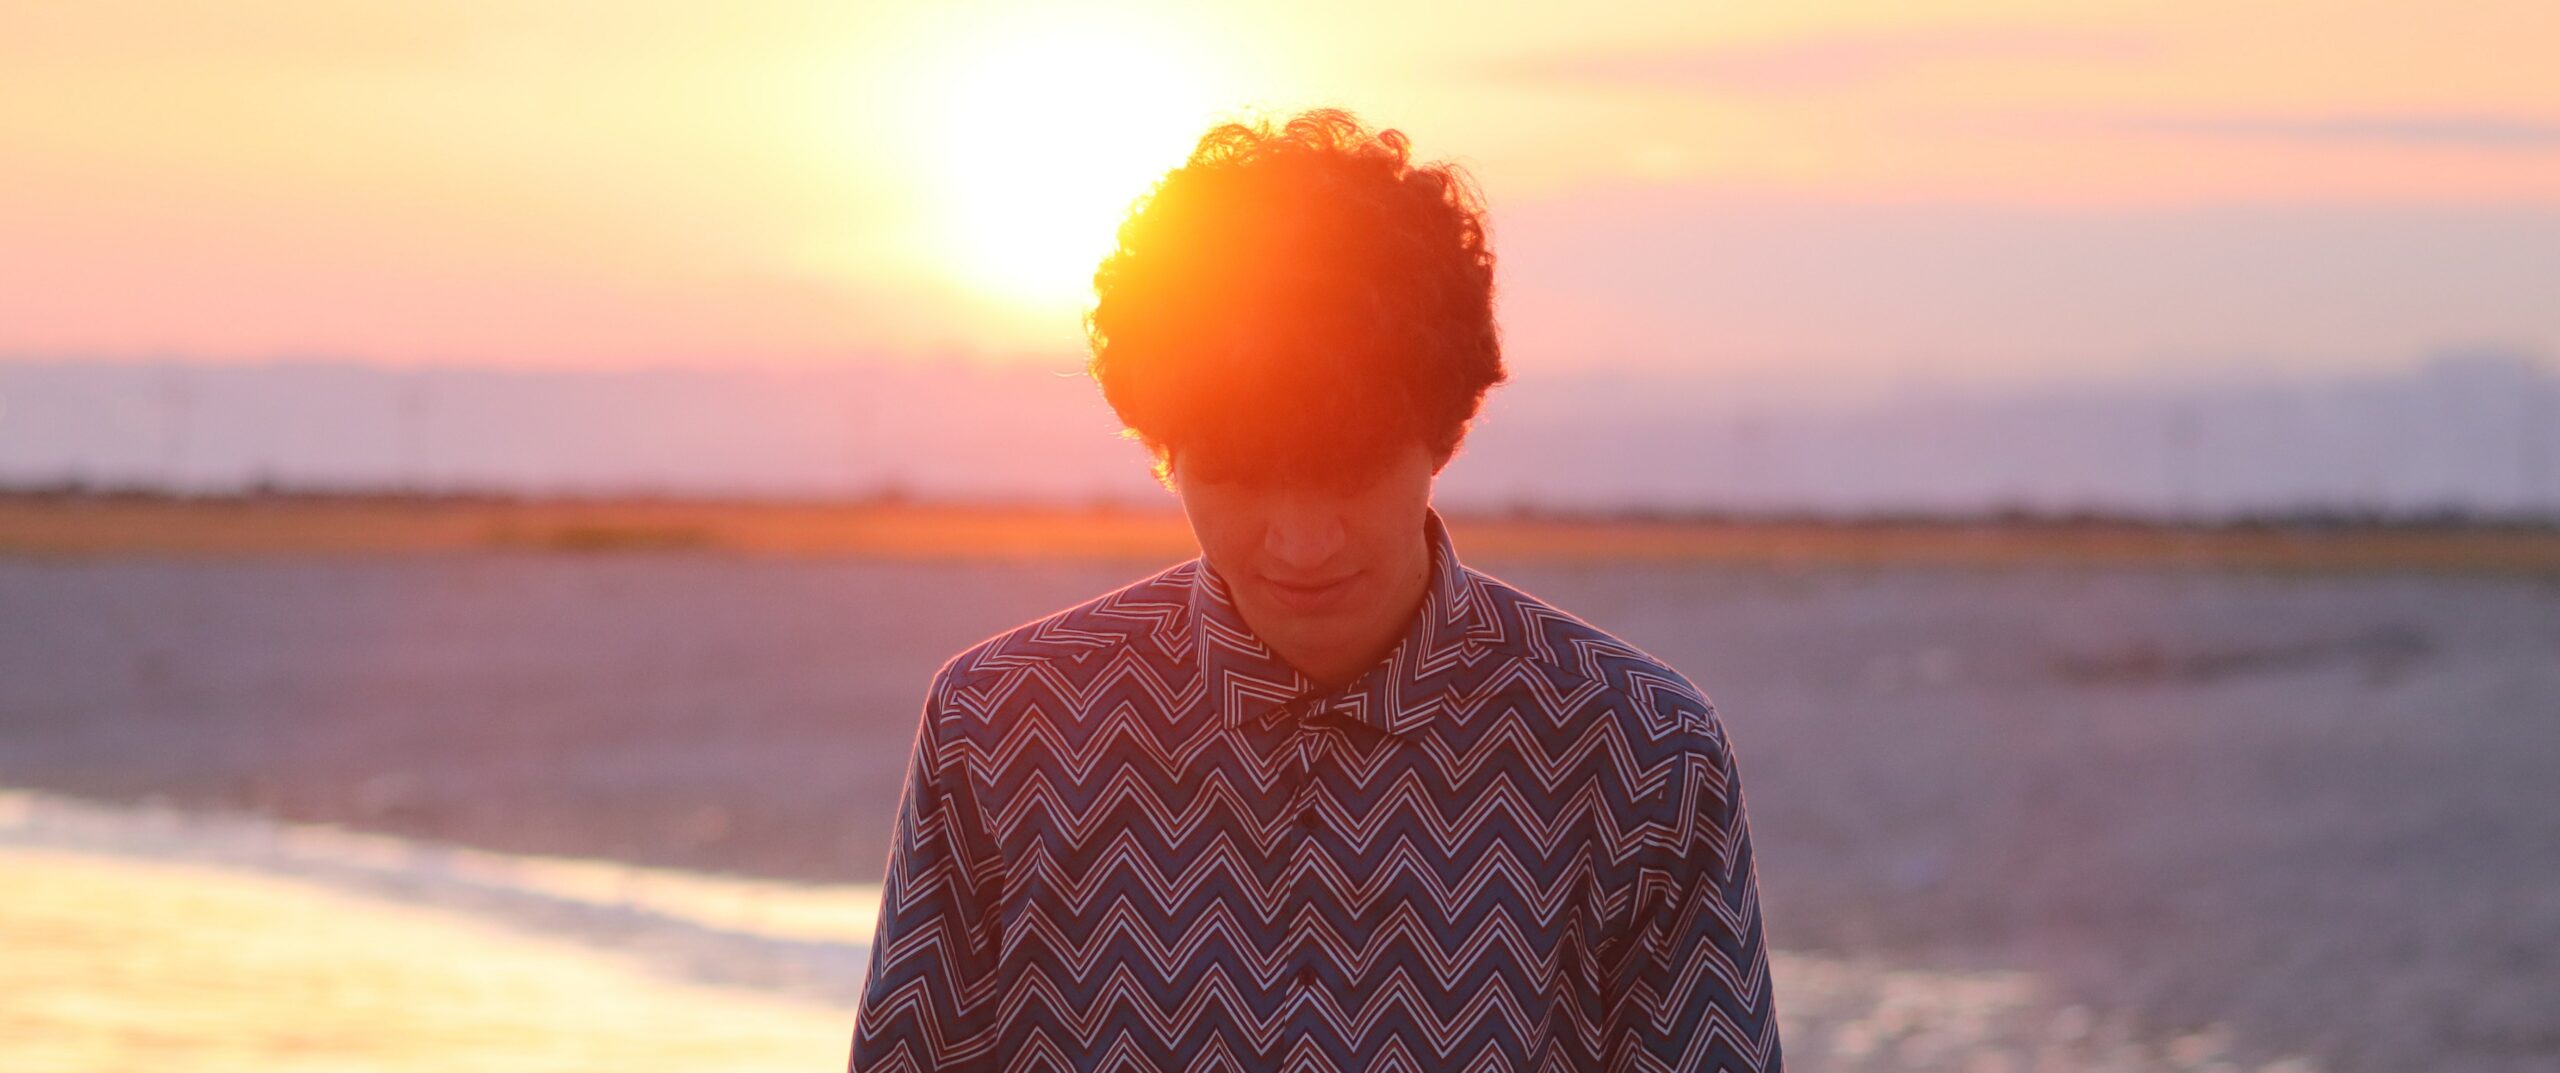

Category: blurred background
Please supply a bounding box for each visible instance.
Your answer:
[2,2,2555,1071]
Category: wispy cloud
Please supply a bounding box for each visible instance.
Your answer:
[1484,23,2156,95]
[2099,113,2560,150]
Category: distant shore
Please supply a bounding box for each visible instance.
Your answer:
[5,491,2557,573]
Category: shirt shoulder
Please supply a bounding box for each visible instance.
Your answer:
[1462,567,1732,759]
[929,558,1202,717]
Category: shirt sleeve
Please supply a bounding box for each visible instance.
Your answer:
[1603,716,1784,1072]
[848,665,1008,1072]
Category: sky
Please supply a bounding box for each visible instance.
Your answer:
[3,0,2555,392]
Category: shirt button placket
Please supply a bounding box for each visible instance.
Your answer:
[1287,704,1329,1019]
[1293,703,1328,828]
[1292,742,1318,828]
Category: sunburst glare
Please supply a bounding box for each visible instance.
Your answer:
[918,19,1233,314]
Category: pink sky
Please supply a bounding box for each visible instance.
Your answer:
[3,1,2554,387]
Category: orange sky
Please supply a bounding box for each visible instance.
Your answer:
[2,1,2554,383]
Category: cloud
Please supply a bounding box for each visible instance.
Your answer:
[1484,23,2156,95]
[2099,113,2560,151]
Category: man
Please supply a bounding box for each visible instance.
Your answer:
[849,109,1781,1072]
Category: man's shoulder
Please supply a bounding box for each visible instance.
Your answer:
[1462,566,1729,752]
[928,558,1202,704]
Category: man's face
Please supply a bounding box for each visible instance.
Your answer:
[1170,438,1438,674]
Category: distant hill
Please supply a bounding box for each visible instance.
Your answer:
[1,351,2551,519]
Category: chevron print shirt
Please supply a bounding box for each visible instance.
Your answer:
[848,509,1781,1072]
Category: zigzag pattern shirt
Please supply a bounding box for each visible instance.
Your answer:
[848,509,1781,1072]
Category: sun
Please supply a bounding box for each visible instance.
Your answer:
[919,20,1229,315]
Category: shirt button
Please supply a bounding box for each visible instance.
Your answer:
[1294,965,1318,989]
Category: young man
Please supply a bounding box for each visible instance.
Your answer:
[849,109,1781,1072]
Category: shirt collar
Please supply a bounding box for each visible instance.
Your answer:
[1189,507,1504,738]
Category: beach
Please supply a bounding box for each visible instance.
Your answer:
[3,542,2554,1070]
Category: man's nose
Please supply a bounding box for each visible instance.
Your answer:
[1262,498,1347,571]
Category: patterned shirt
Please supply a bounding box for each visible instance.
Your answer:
[848,509,1781,1072]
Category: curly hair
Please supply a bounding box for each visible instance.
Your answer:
[1086,108,1504,487]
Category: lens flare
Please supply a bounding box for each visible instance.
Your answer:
[921,19,1229,314]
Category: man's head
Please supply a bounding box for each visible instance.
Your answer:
[1085,108,1504,679]
[1087,108,1504,487]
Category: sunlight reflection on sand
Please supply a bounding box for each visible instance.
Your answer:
[0,791,883,946]
[0,847,849,1072]
[0,791,2326,1072]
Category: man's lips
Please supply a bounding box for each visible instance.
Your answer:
[1263,571,1360,609]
